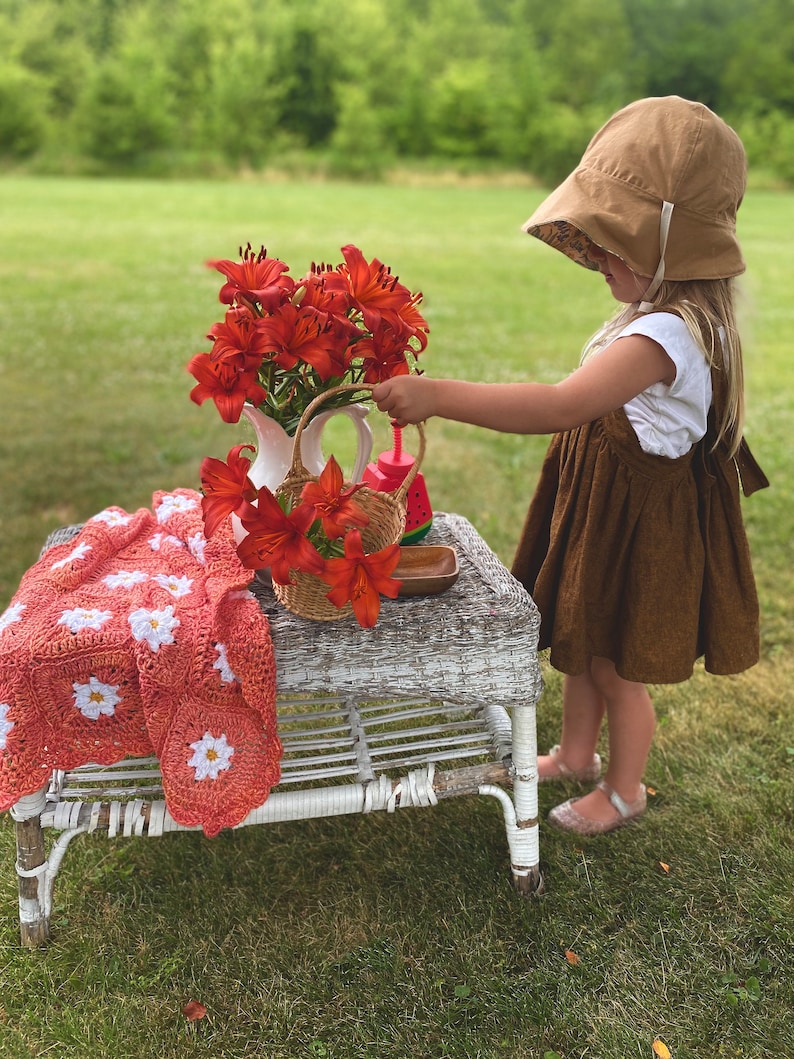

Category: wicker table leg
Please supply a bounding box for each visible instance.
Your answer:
[13,803,50,947]
[477,784,543,895]
[504,703,542,896]
[512,862,544,896]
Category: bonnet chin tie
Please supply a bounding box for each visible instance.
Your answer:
[639,200,674,312]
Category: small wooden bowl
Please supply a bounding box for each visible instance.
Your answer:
[394,545,459,597]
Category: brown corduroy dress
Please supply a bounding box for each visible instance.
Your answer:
[511,375,768,684]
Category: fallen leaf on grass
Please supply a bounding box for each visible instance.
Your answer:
[652,1038,671,1058]
[564,949,580,965]
[182,1000,207,1022]
[658,861,670,874]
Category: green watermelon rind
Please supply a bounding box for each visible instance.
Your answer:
[401,516,433,544]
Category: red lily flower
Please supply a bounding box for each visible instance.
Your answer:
[255,303,345,380]
[296,277,363,375]
[396,293,430,352]
[207,307,271,371]
[355,323,413,383]
[300,456,369,539]
[208,244,295,311]
[321,530,402,628]
[199,444,258,539]
[188,353,266,423]
[324,312,362,376]
[330,245,416,336]
[237,488,325,584]
[297,267,352,317]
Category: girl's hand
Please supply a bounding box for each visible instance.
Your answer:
[372,375,436,425]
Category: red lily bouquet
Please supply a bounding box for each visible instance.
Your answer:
[188,242,429,434]
[189,243,430,627]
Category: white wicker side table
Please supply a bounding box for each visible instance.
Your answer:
[9,512,543,946]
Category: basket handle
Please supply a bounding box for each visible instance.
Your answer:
[287,383,426,500]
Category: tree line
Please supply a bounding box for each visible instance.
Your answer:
[1,0,793,184]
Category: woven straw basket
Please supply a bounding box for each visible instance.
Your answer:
[273,383,426,621]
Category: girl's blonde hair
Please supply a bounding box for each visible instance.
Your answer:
[582,277,745,457]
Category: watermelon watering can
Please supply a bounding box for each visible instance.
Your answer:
[363,422,433,544]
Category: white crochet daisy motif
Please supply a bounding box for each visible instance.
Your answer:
[90,509,131,527]
[148,532,185,552]
[187,731,234,781]
[50,541,92,570]
[128,606,180,651]
[155,493,197,524]
[102,570,148,590]
[212,643,239,685]
[187,532,206,565]
[0,602,26,635]
[153,573,194,598]
[0,702,13,750]
[58,607,113,634]
[72,677,122,720]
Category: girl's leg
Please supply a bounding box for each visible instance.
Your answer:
[562,655,655,824]
[537,666,606,779]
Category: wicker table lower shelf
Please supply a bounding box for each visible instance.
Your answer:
[10,512,543,947]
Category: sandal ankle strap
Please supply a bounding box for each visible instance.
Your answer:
[597,780,638,819]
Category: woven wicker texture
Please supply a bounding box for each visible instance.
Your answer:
[259,513,541,709]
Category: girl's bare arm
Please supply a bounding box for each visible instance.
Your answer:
[372,334,676,434]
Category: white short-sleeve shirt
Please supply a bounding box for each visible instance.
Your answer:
[617,312,713,458]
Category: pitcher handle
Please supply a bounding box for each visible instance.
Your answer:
[299,404,374,483]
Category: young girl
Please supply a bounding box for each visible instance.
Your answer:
[372,96,768,835]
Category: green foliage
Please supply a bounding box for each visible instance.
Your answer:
[524,102,604,187]
[427,60,496,159]
[202,32,286,167]
[2,0,794,182]
[736,109,794,186]
[277,25,339,147]
[623,0,744,110]
[70,6,176,169]
[0,61,48,157]
[720,0,794,112]
[530,0,634,109]
[4,0,89,120]
[328,82,393,180]
[75,59,174,168]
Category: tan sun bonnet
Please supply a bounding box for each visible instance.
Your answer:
[522,96,747,304]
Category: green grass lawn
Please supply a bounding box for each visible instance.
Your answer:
[1,175,793,1059]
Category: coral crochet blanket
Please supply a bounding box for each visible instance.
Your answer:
[0,489,281,837]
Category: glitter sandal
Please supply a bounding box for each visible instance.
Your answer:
[547,779,647,835]
[538,744,602,784]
